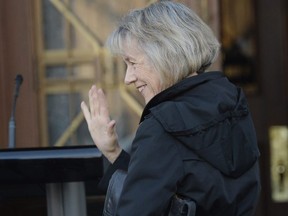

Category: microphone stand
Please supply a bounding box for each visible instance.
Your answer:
[8,74,23,149]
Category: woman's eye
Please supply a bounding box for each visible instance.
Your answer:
[129,61,136,66]
[123,58,136,66]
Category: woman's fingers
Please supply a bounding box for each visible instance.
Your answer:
[98,88,110,119]
[81,101,91,123]
[93,88,101,116]
[107,120,116,136]
[89,85,96,116]
[89,85,109,119]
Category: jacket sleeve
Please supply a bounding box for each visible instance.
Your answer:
[98,150,130,193]
[116,117,184,216]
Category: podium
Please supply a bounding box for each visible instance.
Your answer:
[0,145,104,216]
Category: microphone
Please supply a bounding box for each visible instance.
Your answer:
[15,74,23,98]
[8,74,24,148]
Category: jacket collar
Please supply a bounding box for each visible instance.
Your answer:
[140,71,225,123]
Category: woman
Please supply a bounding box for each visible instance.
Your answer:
[81,1,261,215]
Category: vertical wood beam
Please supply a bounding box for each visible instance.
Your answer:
[0,0,39,148]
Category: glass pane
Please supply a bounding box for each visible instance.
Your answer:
[46,66,67,79]
[47,94,71,146]
[42,0,65,49]
[68,0,149,49]
[41,0,153,150]
[71,64,96,79]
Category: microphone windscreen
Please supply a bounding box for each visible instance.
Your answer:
[15,74,23,85]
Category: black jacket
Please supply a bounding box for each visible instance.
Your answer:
[101,72,261,216]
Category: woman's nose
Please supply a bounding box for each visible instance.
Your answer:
[124,66,136,85]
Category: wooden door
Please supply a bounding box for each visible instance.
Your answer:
[250,0,288,215]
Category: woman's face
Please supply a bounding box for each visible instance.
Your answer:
[122,39,163,104]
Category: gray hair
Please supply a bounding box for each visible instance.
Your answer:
[107,1,220,87]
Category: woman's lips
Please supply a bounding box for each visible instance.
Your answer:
[137,85,146,93]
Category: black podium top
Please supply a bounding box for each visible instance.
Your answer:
[0,145,103,184]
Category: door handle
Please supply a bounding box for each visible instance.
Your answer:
[270,126,288,202]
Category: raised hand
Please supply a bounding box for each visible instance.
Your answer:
[81,85,121,163]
